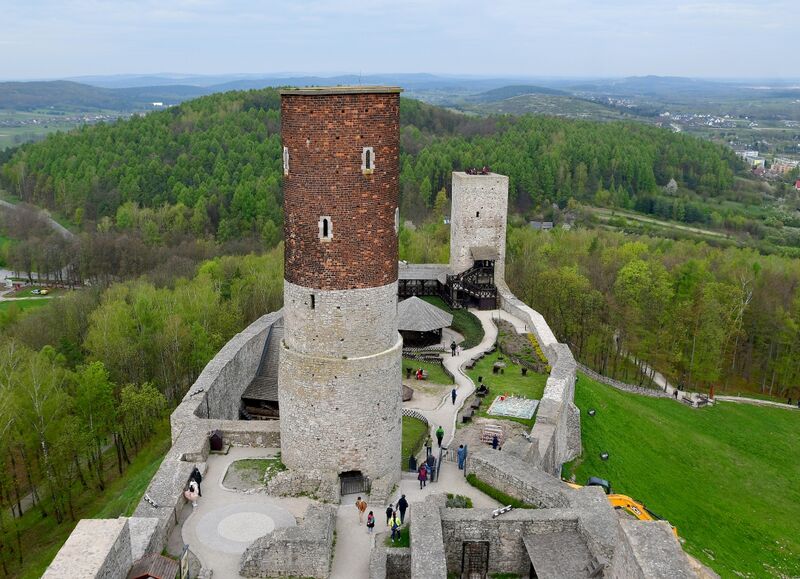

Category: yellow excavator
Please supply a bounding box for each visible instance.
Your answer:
[565,477,679,537]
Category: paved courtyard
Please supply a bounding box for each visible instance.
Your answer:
[179,446,313,578]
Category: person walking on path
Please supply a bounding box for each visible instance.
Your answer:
[366,511,375,534]
[390,512,401,542]
[355,496,367,525]
[397,495,409,524]
[451,387,457,405]
[426,452,435,481]
[457,444,466,470]
[425,436,432,457]
[385,504,394,526]
[436,425,445,447]
[492,434,499,450]
[418,464,427,489]
[450,340,457,357]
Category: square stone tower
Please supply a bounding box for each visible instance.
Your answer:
[277,87,402,487]
[449,171,509,282]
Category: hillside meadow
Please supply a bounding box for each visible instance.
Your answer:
[566,374,800,577]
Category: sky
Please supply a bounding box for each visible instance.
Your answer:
[0,0,797,80]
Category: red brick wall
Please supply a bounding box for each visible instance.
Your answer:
[281,91,400,290]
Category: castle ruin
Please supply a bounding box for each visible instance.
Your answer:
[43,86,709,579]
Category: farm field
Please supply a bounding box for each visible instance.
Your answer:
[566,373,800,578]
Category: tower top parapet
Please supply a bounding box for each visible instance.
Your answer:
[279,86,402,96]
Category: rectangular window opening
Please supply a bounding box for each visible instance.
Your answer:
[311,294,315,309]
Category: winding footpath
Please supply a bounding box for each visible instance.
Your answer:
[407,308,529,449]
[329,308,517,579]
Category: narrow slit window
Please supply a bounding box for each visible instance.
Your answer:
[310,295,315,309]
[283,146,289,176]
[476,211,480,218]
[319,216,333,241]
[361,146,375,174]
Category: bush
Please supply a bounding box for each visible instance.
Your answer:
[446,493,474,508]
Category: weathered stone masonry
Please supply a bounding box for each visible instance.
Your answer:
[449,171,509,280]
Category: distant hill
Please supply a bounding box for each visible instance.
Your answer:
[567,75,752,97]
[0,80,207,111]
[0,75,527,112]
[469,84,568,102]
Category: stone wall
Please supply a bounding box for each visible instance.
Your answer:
[440,508,583,577]
[279,334,402,482]
[410,494,448,579]
[577,362,670,399]
[466,450,572,508]
[283,280,399,357]
[608,520,697,578]
[449,172,509,280]
[497,282,581,475]
[240,503,337,578]
[266,468,341,503]
[43,518,132,579]
[171,310,283,439]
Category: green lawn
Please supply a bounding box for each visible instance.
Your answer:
[15,423,171,578]
[7,286,63,298]
[402,357,453,385]
[420,296,484,349]
[401,415,428,467]
[384,524,410,547]
[565,373,800,578]
[466,473,534,509]
[466,351,547,428]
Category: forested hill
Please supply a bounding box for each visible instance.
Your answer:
[0,88,741,241]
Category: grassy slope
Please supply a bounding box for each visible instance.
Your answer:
[402,357,453,385]
[566,374,800,578]
[419,296,484,349]
[18,424,171,578]
[466,351,547,428]
[401,415,428,467]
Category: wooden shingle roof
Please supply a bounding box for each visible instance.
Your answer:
[397,297,453,332]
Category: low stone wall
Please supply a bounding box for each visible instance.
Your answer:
[410,494,448,579]
[266,469,340,503]
[466,450,572,508]
[497,282,581,475]
[441,508,582,577]
[577,362,670,398]
[43,518,132,579]
[240,503,337,578]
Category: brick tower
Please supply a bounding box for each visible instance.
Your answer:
[277,87,403,487]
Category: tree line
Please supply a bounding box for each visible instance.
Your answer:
[0,248,283,574]
[0,89,745,240]
[506,227,800,399]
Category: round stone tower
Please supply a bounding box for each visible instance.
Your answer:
[277,87,402,485]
